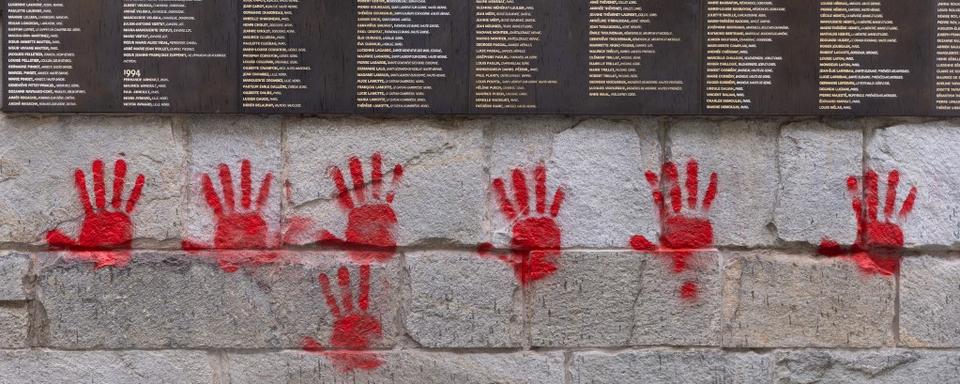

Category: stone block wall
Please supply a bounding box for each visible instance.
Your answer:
[1,115,960,383]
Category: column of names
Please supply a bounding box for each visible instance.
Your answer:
[241,0,309,110]
[818,1,906,111]
[356,0,452,110]
[473,0,556,110]
[704,0,789,111]
[5,0,84,108]
[587,0,685,98]
[937,1,960,111]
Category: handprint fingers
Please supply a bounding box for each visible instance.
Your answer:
[534,164,547,214]
[337,266,355,313]
[111,159,126,209]
[92,159,106,210]
[492,178,517,220]
[125,174,145,214]
[511,168,530,215]
[702,172,718,211]
[349,156,366,205]
[865,170,879,220]
[218,164,236,212]
[74,168,94,215]
[319,271,343,319]
[685,160,698,209]
[663,162,682,213]
[900,186,917,219]
[884,170,899,219]
[371,152,384,200]
[201,173,225,216]
[549,187,564,218]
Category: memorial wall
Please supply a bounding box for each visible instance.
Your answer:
[1,0,954,114]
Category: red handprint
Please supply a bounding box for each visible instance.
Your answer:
[818,170,917,275]
[630,160,718,300]
[182,159,278,271]
[301,265,383,372]
[47,159,145,268]
[318,153,403,263]
[479,164,565,284]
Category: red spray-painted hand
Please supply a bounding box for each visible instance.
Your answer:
[818,170,917,275]
[480,164,565,284]
[319,153,403,263]
[47,159,145,268]
[302,265,383,372]
[182,160,277,271]
[630,160,718,300]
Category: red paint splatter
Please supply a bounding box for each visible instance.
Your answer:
[818,169,917,275]
[302,265,383,372]
[629,160,718,300]
[46,159,145,268]
[480,164,564,284]
[181,160,280,271]
[319,153,403,263]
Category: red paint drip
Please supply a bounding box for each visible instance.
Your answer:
[480,164,564,284]
[320,153,403,263]
[47,159,145,268]
[182,160,279,272]
[308,265,383,372]
[818,169,917,276]
[629,159,718,300]
[679,281,699,300]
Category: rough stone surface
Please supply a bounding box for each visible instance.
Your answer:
[183,116,283,247]
[668,119,779,247]
[722,251,896,348]
[285,118,485,246]
[0,115,186,244]
[900,255,960,347]
[571,350,771,384]
[775,121,862,245]
[0,350,213,384]
[226,350,565,384]
[0,252,30,300]
[34,251,400,349]
[774,350,960,384]
[485,117,570,249]
[404,251,523,348]
[0,305,28,348]
[549,119,662,248]
[867,122,960,248]
[486,118,660,249]
[529,251,721,347]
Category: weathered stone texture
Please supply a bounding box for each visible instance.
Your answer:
[0,252,30,300]
[0,116,185,244]
[572,350,771,384]
[0,305,28,348]
[226,351,564,384]
[549,119,662,248]
[722,251,895,348]
[529,251,721,347]
[900,255,960,347]
[774,350,960,384]
[404,251,523,348]
[0,350,213,384]
[867,121,960,248]
[285,118,486,246]
[34,251,400,349]
[184,116,283,247]
[668,119,779,247]
[486,118,662,249]
[775,121,862,245]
